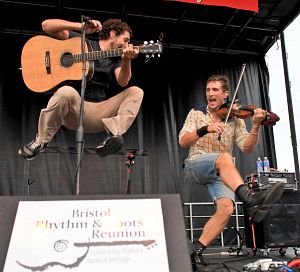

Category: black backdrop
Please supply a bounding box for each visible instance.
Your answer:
[0,32,276,201]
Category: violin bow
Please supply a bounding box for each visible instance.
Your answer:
[218,63,246,140]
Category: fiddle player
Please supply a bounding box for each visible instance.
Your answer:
[178,74,284,270]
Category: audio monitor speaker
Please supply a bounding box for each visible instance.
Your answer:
[244,191,300,248]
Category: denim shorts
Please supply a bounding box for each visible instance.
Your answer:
[184,153,235,202]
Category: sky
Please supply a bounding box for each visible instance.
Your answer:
[265,14,300,173]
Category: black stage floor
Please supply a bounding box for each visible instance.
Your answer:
[194,246,300,271]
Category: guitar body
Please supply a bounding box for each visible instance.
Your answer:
[21,36,94,93]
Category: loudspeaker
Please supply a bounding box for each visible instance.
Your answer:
[244,191,300,248]
[0,194,192,272]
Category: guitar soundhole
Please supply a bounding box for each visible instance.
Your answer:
[61,52,74,68]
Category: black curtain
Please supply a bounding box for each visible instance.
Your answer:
[0,33,275,199]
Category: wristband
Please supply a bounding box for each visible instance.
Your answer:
[196,126,208,137]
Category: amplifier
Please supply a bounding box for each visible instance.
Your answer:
[244,191,300,249]
[245,172,298,191]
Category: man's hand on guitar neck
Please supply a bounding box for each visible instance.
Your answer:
[122,44,139,60]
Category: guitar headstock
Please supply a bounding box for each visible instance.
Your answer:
[140,40,163,61]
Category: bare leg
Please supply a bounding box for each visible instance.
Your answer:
[214,152,285,224]
[199,153,238,245]
[215,153,244,192]
[199,197,234,245]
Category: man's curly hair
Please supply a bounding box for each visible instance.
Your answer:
[100,19,133,40]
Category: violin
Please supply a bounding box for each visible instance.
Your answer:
[217,102,280,126]
[217,63,279,141]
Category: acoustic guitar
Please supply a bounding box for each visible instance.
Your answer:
[21,35,163,93]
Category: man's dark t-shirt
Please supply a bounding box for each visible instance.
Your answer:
[68,31,122,102]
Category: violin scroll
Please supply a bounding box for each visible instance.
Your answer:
[261,111,280,126]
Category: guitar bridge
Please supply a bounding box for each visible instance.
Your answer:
[45,51,51,74]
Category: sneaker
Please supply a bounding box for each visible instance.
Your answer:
[243,182,285,223]
[18,137,47,160]
[96,135,124,157]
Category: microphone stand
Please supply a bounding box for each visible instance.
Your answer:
[74,16,89,195]
[228,224,248,256]
[126,150,136,194]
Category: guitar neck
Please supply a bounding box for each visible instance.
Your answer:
[74,48,141,62]
[73,40,163,62]
[73,42,162,62]
[74,48,128,62]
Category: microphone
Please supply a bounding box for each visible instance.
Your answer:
[81,15,92,25]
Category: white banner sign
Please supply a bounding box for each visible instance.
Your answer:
[4,199,169,272]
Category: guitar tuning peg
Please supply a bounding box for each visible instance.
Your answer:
[150,40,154,44]
[145,54,155,63]
[144,41,148,45]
